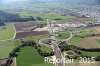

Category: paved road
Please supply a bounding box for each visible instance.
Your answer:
[47,19,53,34]
[51,39,63,66]
[47,19,63,66]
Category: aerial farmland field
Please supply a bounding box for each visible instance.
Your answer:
[0,23,15,40]
[15,22,37,32]
[56,31,70,39]
[17,46,54,66]
[15,31,49,39]
[0,40,18,58]
[68,35,100,48]
[0,0,100,66]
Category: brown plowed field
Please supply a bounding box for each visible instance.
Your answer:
[15,31,49,39]
[0,59,6,66]
[15,22,37,32]
[90,26,100,34]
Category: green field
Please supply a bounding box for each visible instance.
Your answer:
[17,46,54,66]
[68,30,92,44]
[38,46,53,53]
[42,13,74,20]
[96,39,100,44]
[77,31,92,37]
[19,12,74,20]
[0,40,17,58]
[68,36,84,44]
[22,35,53,53]
[56,31,70,39]
[80,50,100,57]
[0,23,15,40]
[19,12,42,18]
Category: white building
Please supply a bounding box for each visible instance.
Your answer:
[63,23,87,28]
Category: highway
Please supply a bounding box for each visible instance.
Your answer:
[47,19,63,66]
[51,39,63,66]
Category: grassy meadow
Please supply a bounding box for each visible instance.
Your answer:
[17,46,54,66]
[0,23,15,40]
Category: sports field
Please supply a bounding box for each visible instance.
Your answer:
[17,46,54,66]
[0,23,15,40]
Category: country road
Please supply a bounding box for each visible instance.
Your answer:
[12,23,16,39]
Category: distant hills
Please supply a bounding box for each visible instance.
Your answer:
[0,10,20,22]
[0,10,36,22]
[0,0,99,23]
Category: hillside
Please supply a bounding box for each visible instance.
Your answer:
[0,10,36,22]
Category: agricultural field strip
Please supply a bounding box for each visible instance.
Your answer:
[14,22,37,32]
[17,46,54,66]
[0,23,16,41]
[15,31,48,39]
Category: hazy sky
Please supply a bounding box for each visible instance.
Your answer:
[1,0,27,4]
[0,0,99,5]
[5,0,21,1]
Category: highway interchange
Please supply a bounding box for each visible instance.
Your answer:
[47,19,73,66]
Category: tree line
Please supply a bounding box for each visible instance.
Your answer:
[1,40,54,66]
[58,42,100,61]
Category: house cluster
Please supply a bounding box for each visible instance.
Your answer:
[52,23,87,32]
[62,23,87,28]
[70,5,100,19]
